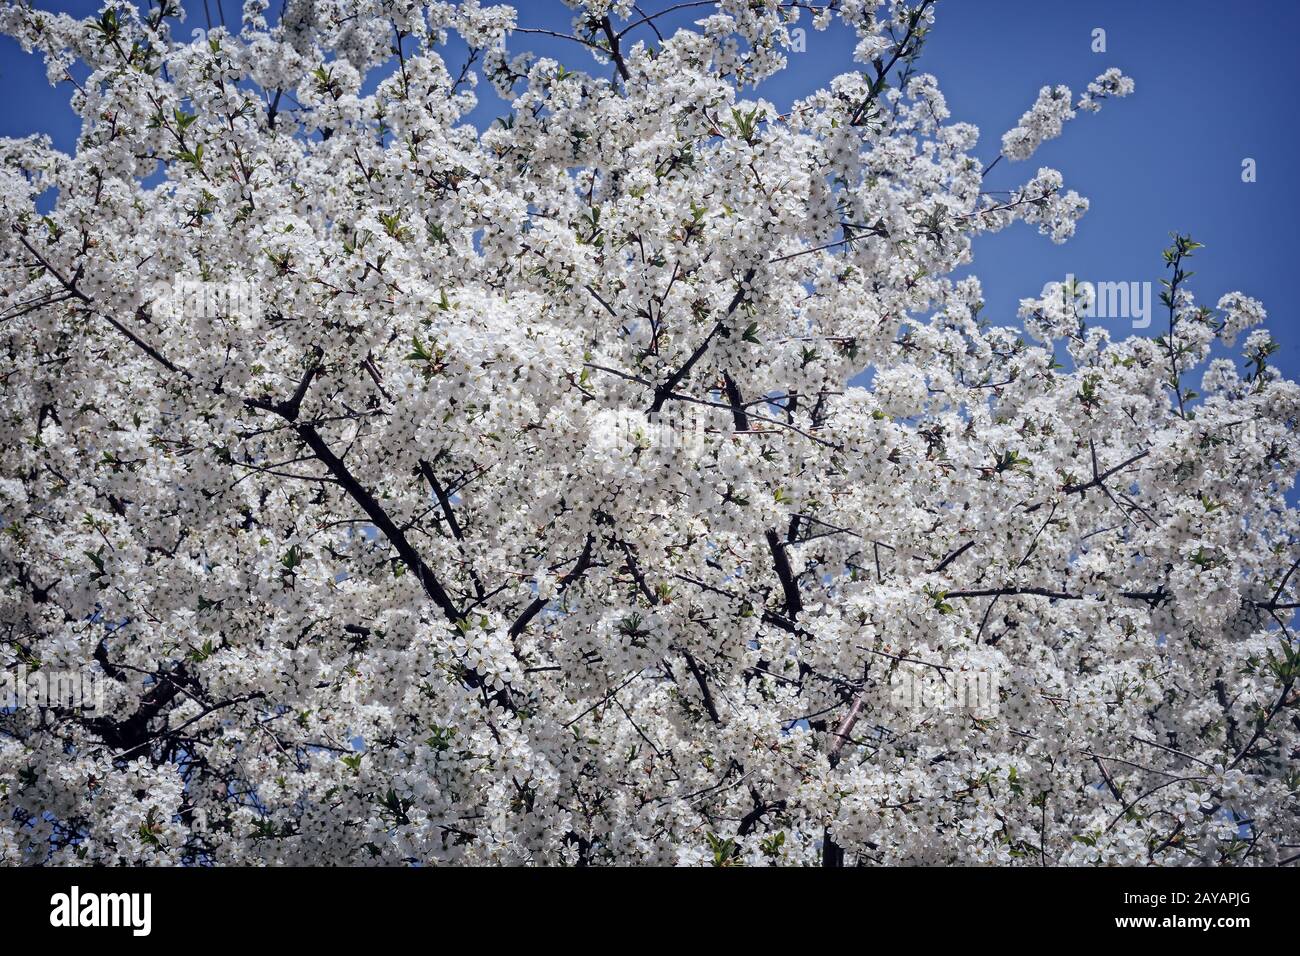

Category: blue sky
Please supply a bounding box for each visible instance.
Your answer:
[2,0,1296,378]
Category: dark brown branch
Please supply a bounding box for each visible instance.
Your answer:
[598,15,631,82]
[291,422,463,624]
[419,458,485,600]
[509,534,596,638]
[1061,448,1149,496]
[736,791,786,837]
[945,585,1168,606]
[930,539,974,574]
[682,650,721,724]
[765,528,804,617]
[648,270,753,413]
[721,372,750,432]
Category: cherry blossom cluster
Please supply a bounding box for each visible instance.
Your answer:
[0,0,1295,867]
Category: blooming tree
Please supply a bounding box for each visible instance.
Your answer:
[1,0,1297,866]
